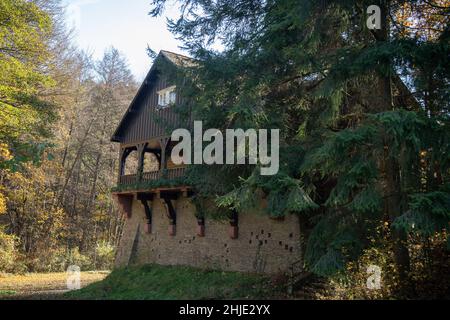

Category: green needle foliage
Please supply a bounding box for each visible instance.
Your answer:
[149,0,449,281]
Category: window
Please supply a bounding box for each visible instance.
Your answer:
[169,91,176,103]
[157,86,176,107]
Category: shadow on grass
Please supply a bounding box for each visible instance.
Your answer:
[65,264,284,300]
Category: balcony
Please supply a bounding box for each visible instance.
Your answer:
[116,167,187,193]
[115,135,191,195]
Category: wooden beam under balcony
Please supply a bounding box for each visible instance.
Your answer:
[113,194,133,219]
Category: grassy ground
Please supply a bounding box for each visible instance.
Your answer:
[2,264,445,300]
[0,271,109,300]
[0,265,288,300]
[65,264,283,300]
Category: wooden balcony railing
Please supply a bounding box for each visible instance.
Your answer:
[119,174,138,185]
[142,171,160,181]
[165,167,186,179]
[119,167,186,187]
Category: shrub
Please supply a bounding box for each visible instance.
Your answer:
[327,245,397,300]
[66,248,93,271]
[94,241,115,270]
[29,247,93,273]
[0,229,16,272]
[0,228,26,273]
[314,230,450,299]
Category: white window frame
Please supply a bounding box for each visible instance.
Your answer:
[157,85,176,108]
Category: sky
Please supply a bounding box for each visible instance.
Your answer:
[63,0,187,80]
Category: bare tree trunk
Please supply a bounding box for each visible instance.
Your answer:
[373,0,411,286]
[58,108,100,205]
[61,121,74,168]
[86,119,107,216]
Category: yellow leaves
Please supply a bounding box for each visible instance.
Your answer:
[93,210,109,223]
[0,143,12,162]
[393,1,449,41]
[1,162,68,256]
[0,0,53,61]
[0,1,57,169]
[0,192,6,215]
[0,162,9,217]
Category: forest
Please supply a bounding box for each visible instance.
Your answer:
[1,0,449,300]
[0,0,138,273]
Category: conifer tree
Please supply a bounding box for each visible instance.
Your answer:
[150,0,449,284]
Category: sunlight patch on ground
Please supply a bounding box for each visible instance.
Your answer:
[0,271,109,298]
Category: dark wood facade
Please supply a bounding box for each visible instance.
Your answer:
[117,77,186,145]
[111,51,193,191]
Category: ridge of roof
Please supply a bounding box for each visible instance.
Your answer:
[160,50,196,67]
[160,49,192,60]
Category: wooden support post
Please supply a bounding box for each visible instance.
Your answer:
[138,193,153,234]
[168,224,176,236]
[118,148,127,184]
[158,136,170,170]
[136,143,146,181]
[159,139,165,170]
[197,217,205,237]
[114,194,133,219]
[118,147,133,184]
[229,209,239,239]
[161,195,177,236]
[142,201,152,234]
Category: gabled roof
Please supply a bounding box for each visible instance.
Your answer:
[161,50,196,67]
[111,50,194,143]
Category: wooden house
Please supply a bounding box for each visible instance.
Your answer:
[111,51,302,273]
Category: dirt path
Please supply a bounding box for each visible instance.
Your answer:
[0,271,109,300]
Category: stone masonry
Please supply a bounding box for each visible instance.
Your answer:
[115,196,302,274]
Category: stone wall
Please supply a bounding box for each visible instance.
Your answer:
[115,196,302,274]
